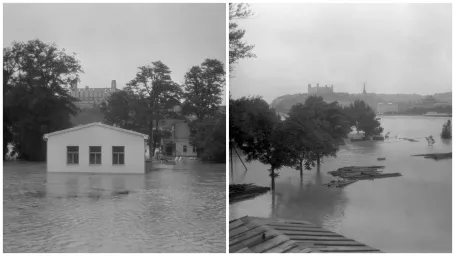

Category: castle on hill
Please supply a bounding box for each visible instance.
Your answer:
[70,80,119,108]
[308,83,334,94]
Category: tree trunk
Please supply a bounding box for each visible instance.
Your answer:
[148,123,153,158]
[271,167,275,191]
[299,159,303,181]
[154,117,159,156]
[230,147,234,184]
[316,154,320,168]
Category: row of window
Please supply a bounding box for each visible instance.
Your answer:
[182,145,197,153]
[67,146,124,165]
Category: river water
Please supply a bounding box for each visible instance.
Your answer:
[4,161,226,253]
[230,116,452,253]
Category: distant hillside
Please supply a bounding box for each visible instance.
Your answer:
[270,92,451,114]
[70,106,104,126]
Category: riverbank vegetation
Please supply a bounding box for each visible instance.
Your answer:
[4,39,226,163]
[441,120,451,139]
[4,39,82,161]
[230,95,383,189]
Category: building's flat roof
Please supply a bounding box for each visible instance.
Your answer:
[43,122,149,141]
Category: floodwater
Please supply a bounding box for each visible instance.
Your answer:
[230,116,452,253]
[4,161,226,253]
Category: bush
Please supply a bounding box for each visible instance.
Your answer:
[441,120,452,139]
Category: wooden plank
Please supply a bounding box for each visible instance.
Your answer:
[230,219,268,241]
[235,247,253,253]
[285,246,315,253]
[231,231,276,252]
[295,240,366,246]
[229,219,245,230]
[263,240,299,253]
[316,246,381,252]
[250,235,290,253]
[271,226,336,233]
[266,223,325,230]
[230,226,268,246]
[255,217,313,226]
[287,235,354,241]
[279,230,343,237]
[230,225,251,238]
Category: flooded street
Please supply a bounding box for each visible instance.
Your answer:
[230,116,452,253]
[4,161,226,253]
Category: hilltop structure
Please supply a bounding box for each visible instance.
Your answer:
[308,83,334,94]
[71,80,119,108]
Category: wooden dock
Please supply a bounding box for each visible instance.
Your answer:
[230,184,270,204]
[230,216,381,253]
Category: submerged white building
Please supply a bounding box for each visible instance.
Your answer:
[43,122,148,173]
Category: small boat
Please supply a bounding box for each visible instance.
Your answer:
[377,157,386,161]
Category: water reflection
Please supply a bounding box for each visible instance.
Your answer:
[230,116,451,252]
[4,161,225,253]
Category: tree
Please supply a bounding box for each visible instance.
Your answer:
[344,99,383,137]
[126,61,182,156]
[100,90,149,131]
[3,39,82,161]
[182,59,225,121]
[191,113,226,162]
[229,3,256,73]
[181,59,226,161]
[284,96,352,174]
[230,96,291,190]
[441,119,451,139]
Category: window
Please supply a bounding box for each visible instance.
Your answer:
[113,146,124,165]
[67,146,79,164]
[183,145,187,153]
[192,147,196,153]
[89,146,102,164]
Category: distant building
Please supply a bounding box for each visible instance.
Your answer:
[43,122,148,173]
[308,83,334,94]
[71,80,119,108]
[377,103,398,114]
[159,120,197,158]
[414,96,450,108]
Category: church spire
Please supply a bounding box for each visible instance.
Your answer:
[363,83,366,94]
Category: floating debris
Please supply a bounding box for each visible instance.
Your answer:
[401,138,419,142]
[377,157,386,161]
[411,152,451,160]
[230,183,270,203]
[328,165,402,183]
[323,179,358,188]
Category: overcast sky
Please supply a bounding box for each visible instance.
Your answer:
[230,4,452,103]
[4,3,226,103]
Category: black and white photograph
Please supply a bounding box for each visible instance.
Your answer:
[229,3,452,253]
[3,3,226,253]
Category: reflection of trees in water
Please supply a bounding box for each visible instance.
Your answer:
[270,169,349,228]
[441,139,451,146]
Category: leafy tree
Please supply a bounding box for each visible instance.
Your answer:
[3,39,82,161]
[284,96,352,174]
[181,59,226,161]
[441,119,452,139]
[344,99,383,137]
[229,3,256,73]
[126,61,182,156]
[230,96,290,190]
[182,59,225,121]
[100,90,147,130]
[191,113,226,162]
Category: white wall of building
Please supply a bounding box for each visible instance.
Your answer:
[46,125,146,173]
